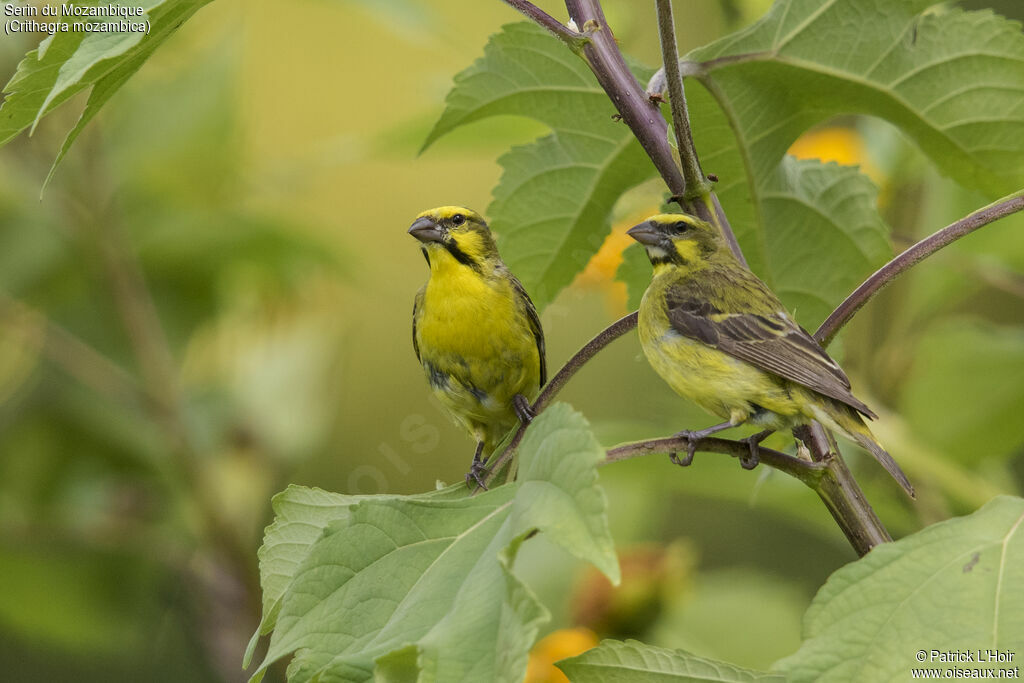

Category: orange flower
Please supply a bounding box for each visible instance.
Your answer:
[788,126,883,184]
[524,627,599,683]
[575,207,658,313]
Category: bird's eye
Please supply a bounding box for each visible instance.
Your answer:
[673,221,689,234]
[451,214,465,226]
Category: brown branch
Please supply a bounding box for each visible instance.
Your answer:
[605,434,825,486]
[501,0,585,50]
[793,424,892,552]
[482,312,638,487]
[564,0,745,263]
[492,0,905,556]
[561,0,687,197]
[816,189,1024,347]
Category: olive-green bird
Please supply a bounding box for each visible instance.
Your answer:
[409,206,546,488]
[628,213,913,497]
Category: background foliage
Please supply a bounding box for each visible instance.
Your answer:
[1,0,1023,681]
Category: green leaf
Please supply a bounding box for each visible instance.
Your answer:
[775,496,1024,682]
[31,0,162,132]
[0,0,213,184]
[243,484,466,667]
[690,1,1024,198]
[423,22,659,310]
[616,157,891,330]
[247,403,619,682]
[625,0,1024,330]
[758,157,891,328]
[900,320,1024,464]
[557,639,785,682]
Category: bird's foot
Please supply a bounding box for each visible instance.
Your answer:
[668,421,735,468]
[465,441,489,491]
[739,429,772,470]
[668,449,695,467]
[668,429,701,467]
[513,394,535,425]
[465,460,490,490]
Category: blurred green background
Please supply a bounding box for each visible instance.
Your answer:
[1,1,1023,681]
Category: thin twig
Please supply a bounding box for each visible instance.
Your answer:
[494,0,893,556]
[654,0,709,203]
[562,0,687,200]
[645,52,773,95]
[534,311,638,414]
[605,434,826,486]
[482,311,638,487]
[815,190,1024,347]
[561,0,744,263]
[502,0,585,50]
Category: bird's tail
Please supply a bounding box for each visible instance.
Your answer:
[814,403,915,498]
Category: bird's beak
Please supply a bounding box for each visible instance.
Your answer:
[627,221,661,246]
[408,217,445,243]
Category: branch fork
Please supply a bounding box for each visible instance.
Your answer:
[497,0,1024,556]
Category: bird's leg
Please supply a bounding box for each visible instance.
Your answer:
[739,429,773,470]
[465,441,489,490]
[669,420,735,467]
[512,394,534,425]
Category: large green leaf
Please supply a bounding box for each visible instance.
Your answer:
[0,0,213,185]
[423,22,658,309]
[900,320,1024,464]
[246,403,619,683]
[758,157,891,328]
[775,496,1024,681]
[619,0,1023,330]
[557,639,785,682]
[690,1,1024,197]
[618,157,890,330]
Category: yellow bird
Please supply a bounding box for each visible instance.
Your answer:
[628,213,913,497]
[409,206,546,488]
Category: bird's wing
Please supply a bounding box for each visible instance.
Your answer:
[510,274,547,386]
[412,288,423,363]
[665,283,876,418]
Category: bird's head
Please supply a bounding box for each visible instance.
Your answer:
[408,206,499,271]
[627,214,722,270]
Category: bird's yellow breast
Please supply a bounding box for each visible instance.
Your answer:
[414,248,541,447]
[417,256,525,359]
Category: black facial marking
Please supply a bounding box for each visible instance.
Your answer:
[421,247,430,266]
[444,241,481,271]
